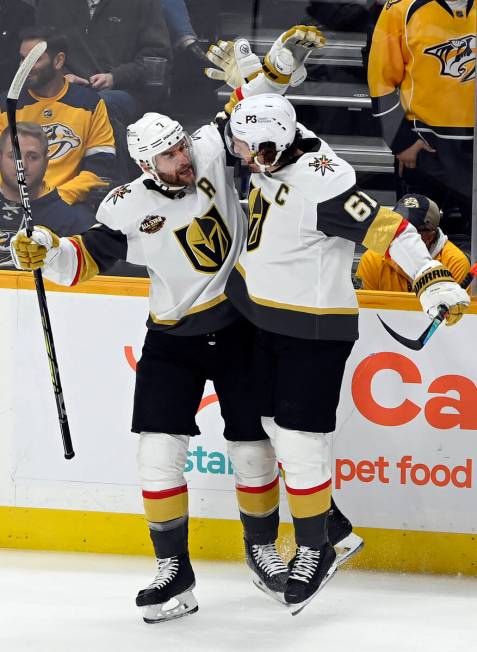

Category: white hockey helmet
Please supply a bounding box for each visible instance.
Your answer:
[227,94,297,168]
[127,112,191,188]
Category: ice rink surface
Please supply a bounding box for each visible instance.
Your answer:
[1,549,476,652]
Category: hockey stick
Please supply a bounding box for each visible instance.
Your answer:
[378,262,477,351]
[7,41,74,459]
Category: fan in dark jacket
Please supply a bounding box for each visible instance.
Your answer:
[0,0,36,92]
[36,0,172,124]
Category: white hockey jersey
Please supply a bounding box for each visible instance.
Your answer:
[42,124,246,335]
[226,137,408,341]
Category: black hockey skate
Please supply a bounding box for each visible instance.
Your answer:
[244,539,289,604]
[285,542,337,616]
[136,553,198,623]
[328,501,364,567]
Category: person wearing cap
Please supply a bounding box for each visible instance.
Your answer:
[355,194,470,291]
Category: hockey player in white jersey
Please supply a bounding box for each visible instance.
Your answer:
[10,29,334,621]
[223,93,470,614]
[11,111,285,623]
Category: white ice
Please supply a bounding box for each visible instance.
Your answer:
[1,549,476,652]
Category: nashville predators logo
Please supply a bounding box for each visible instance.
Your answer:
[0,230,11,257]
[247,183,271,252]
[308,154,338,176]
[424,35,476,82]
[42,123,81,160]
[402,196,420,208]
[107,184,131,205]
[174,205,232,273]
[0,229,14,265]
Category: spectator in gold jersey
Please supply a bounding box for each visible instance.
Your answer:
[356,194,470,291]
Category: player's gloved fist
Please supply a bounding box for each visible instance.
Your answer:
[413,260,470,326]
[10,226,60,271]
[205,39,261,88]
[264,25,325,87]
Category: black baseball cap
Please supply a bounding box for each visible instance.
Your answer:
[393,194,441,230]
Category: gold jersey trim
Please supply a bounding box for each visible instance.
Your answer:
[150,293,228,325]
[70,235,100,284]
[362,206,403,255]
[234,263,358,316]
[249,294,359,316]
[235,262,246,278]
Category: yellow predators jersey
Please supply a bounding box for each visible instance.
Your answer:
[0,80,116,204]
[226,137,406,341]
[368,0,475,152]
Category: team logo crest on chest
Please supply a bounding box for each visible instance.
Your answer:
[424,35,476,82]
[174,204,232,273]
[309,154,338,176]
[43,123,81,159]
[247,184,272,251]
[140,214,166,234]
[107,184,131,205]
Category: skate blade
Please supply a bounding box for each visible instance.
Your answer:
[142,588,198,624]
[288,561,338,617]
[252,576,287,605]
[335,533,364,567]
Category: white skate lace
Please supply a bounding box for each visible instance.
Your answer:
[147,557,179,590]
[289,546,321,582]
[252,543,288,577]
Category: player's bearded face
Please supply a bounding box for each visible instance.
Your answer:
[153,140,196,186]
[232,137,262,172]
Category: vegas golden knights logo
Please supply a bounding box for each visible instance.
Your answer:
[247,183,271,251]
[174,204,232,273]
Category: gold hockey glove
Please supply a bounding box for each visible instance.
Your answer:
[205,38,261,88]
[11,226,60,271]
[264,25,325,88]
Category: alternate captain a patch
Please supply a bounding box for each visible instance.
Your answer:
[107,184,131,205]
[308,154,338,176]
[140,214,166,234]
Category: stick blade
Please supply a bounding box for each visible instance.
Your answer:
[377,314,425,351]
[7,41,47,100]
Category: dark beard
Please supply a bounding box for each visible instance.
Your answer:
[27,64,57,92]
[160,166,195,188]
